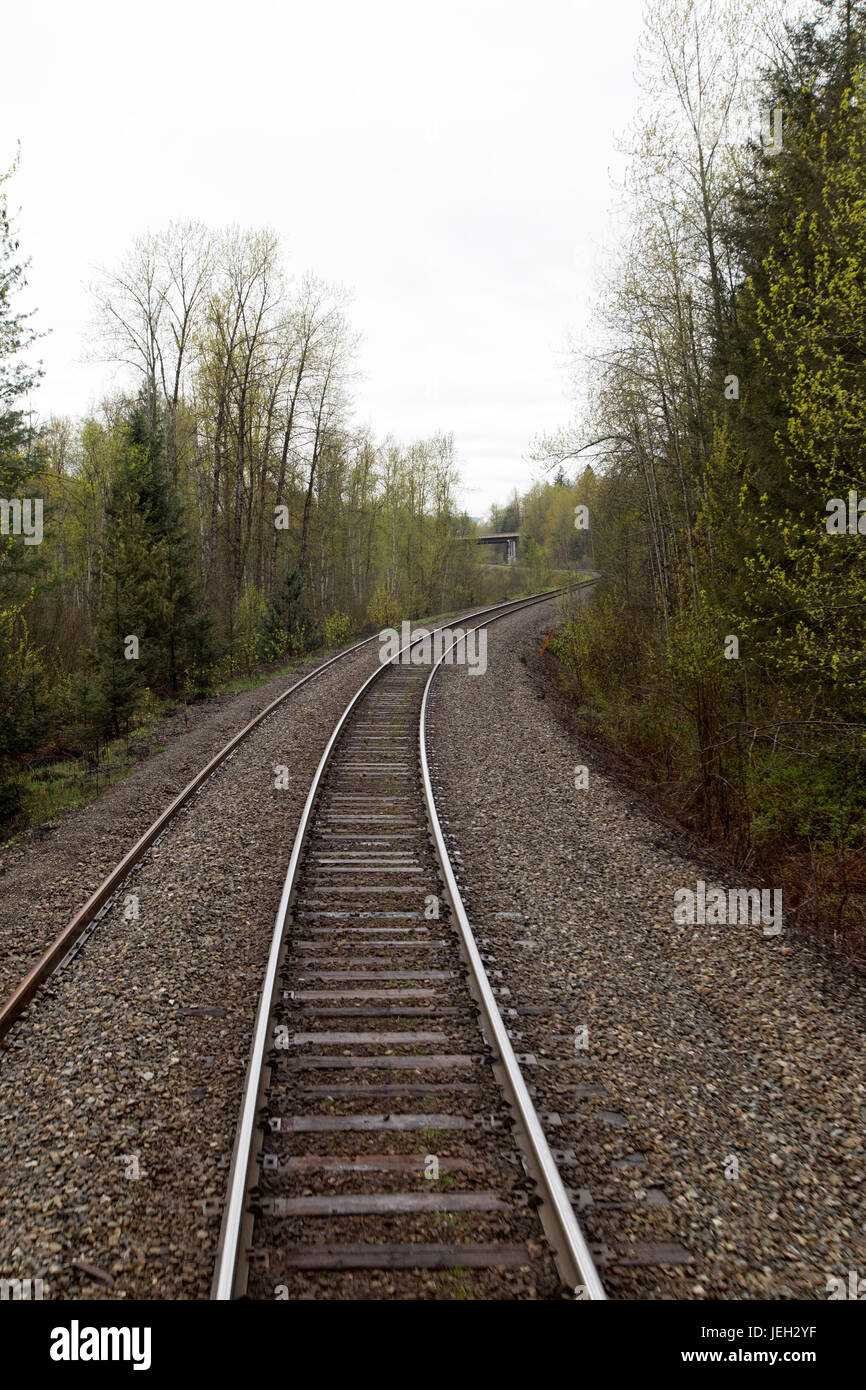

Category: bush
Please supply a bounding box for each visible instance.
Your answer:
[234,586,266,674]
[324,611,355,648]
[366,586,401,631]
[522,536,549,591]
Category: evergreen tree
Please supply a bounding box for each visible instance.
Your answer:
[125,398,211,691]
[94,395,211,734]
[257,565,314,661]
[705,0,866,717]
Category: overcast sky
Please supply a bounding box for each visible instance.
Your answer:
[3,0,647,516]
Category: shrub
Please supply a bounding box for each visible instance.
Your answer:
[366,586,401,631]
[324,611,355,648]
[234,586,266,674]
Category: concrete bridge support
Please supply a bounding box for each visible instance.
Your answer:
[471,532,521,564]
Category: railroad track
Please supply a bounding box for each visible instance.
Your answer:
[213,585,605,1300]
[0,592,569,1045]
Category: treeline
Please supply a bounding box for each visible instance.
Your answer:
[529,0,866,947]
[484,469,595,587]
[0,218,479,824]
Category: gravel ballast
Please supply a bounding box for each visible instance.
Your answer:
[425,592,866,1300]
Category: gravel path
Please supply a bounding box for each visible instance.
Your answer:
[426,592,866,1300]
[0,626,432,1299]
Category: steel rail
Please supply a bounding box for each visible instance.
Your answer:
[0,627,410,1041]
[419,579,606,1299]
[211,584,578,1300]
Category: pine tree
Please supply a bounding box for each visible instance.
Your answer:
[257,565,314,661]
[94,394,211,733]
[124,399,211,691]
[94,447,156,735]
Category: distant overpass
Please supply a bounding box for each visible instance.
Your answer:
[472,532,519,564]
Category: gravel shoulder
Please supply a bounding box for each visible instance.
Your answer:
[426,593,866,1300]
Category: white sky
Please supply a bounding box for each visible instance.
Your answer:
[2,0,647,516]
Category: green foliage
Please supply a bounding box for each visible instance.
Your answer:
[726,79,866,717]
[521,535,549,590]
[365,585,401,631]
[0,601,48,821]
[746,744,866,856]
[323,610,355,648]
[0,163,45,823]
[233,586,267,673]
[93,395,212,733]
[0,156,41,508]
[257,566,315,662]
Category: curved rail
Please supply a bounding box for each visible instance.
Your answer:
[0,631,395,1041]
[211,584,582,1299]
[419,582,606,1298]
